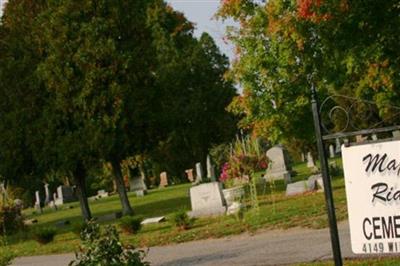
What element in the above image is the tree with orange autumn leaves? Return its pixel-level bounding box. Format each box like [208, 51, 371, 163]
[219, 0, 400, 152]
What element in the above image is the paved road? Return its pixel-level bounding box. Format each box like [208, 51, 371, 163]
[11, 221, 387, 266]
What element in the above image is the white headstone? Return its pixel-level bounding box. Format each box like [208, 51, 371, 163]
[286, 181, 309, 196]
[135, 190, 145, 197]
[44, 183, 50, 205]
[0, 182, 7, 200]
[371, 134, 378, 141]
[307, 174, 323, 192]
[96, 190, 109, 199]
[189, 182, 226, 217]
[129, 175, 147, 194]
[306, 152, 315, 168]
[392, 130, 400, 140]
[335, 138, 341, 154]
[206, 155, 216, 182]
[329, 145, 335, 158]
[141, 216, 166, 225]
[265, 145, 291, 182]
[355, 135, 367, 143]
[55, 186, 77, 206]
[195, 162, 203, 184]
[34, 191, 42, 212]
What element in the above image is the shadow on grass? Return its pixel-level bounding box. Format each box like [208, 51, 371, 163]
[10, 195, 190, 246]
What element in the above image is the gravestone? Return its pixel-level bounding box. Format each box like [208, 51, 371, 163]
[265, 145, 291, 183]
[135, 190, 145, 197]
[371, 134, 378, 141]
[0, 182, 7, 200]
[129, 175, 147, 196]
[185, 169, 195, 182]
[189, 182, 226, 217]
[392, 130, 400, 140]
[306, 152, 315, 168]
[335, 138, 341, 154]
[34, 191, 42, 212]
[195, 162, 203, 184]
[159, 172, 168, 188]
[141, 216, 166, 225]
[206, 155, 216, 182]
[286, 178, 320, 197]
[51, 193, 58, 209]
[286, 181, 308, 196]
[55, 186, 77, 206]
[44, 183, 50, 205]
[307, 174, 323, 192]
[355, 135, 367, 143]
[96, 190, 109, 199]
[329, 145, 335, 158]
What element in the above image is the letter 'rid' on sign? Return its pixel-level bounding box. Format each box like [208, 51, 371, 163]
[342, 140, 400, 254]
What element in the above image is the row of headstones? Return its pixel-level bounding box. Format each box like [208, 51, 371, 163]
[322, 130, 400, 160]
[286, 131, 400, 198]
[34, 185, 77, 212]
[158, 155, 217, 189]
[188, 145, 293, 218]
[186, 145, 323, 217]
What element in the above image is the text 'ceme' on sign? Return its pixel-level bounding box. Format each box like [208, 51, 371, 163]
[342, 140, 400, 254]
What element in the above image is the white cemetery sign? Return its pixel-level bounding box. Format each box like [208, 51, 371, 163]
[342, 140, 400, 254]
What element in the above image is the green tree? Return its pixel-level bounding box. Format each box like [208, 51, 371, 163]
[37, 0, 164, 217]
[219, 0, 400, 149]
[0, 0, 49, 199]
[148, 10, 238, 178]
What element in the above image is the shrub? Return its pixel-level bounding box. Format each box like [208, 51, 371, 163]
[33, 227, 57, 244]
[0, 206, 24, 235]
[329, 163, 343, 177]
[72, 222, 89, 236]
[119, 216, 143, 234]
[173, 210, 195, 230]
[69, 221, 149, 266]
[0, 249, 14, 266]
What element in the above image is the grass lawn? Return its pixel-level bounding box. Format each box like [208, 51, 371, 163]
[2, 158, 348, 258]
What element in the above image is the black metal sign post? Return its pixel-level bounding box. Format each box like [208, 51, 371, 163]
[310, 84, 343, 266]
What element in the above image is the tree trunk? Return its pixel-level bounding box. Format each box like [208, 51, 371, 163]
[111, 160, 134, 216]
[73, 162, 92, 221]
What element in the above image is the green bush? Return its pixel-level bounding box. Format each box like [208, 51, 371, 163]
[33, 227, 57, 244]
[173, 210, 195, 230]
[0, 206, 24, 235]
[119, 216, 143, 234]
[0, 249, 14, 266]
[72, 222, 89, 236]
[69, 221, 149, 266]
[329, 163, 343, 177]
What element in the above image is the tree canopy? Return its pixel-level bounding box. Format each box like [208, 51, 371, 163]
[0, 0, 238, 218]
[219, 0, 400, 152]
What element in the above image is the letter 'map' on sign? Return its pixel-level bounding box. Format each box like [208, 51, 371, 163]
[342, 140, 400, 254]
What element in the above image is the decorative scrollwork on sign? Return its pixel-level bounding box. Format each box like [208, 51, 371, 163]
[319, 94, 400, 135]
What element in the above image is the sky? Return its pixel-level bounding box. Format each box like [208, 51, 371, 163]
[0, 0, 5, 16]
[165, 0, 236, 61]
